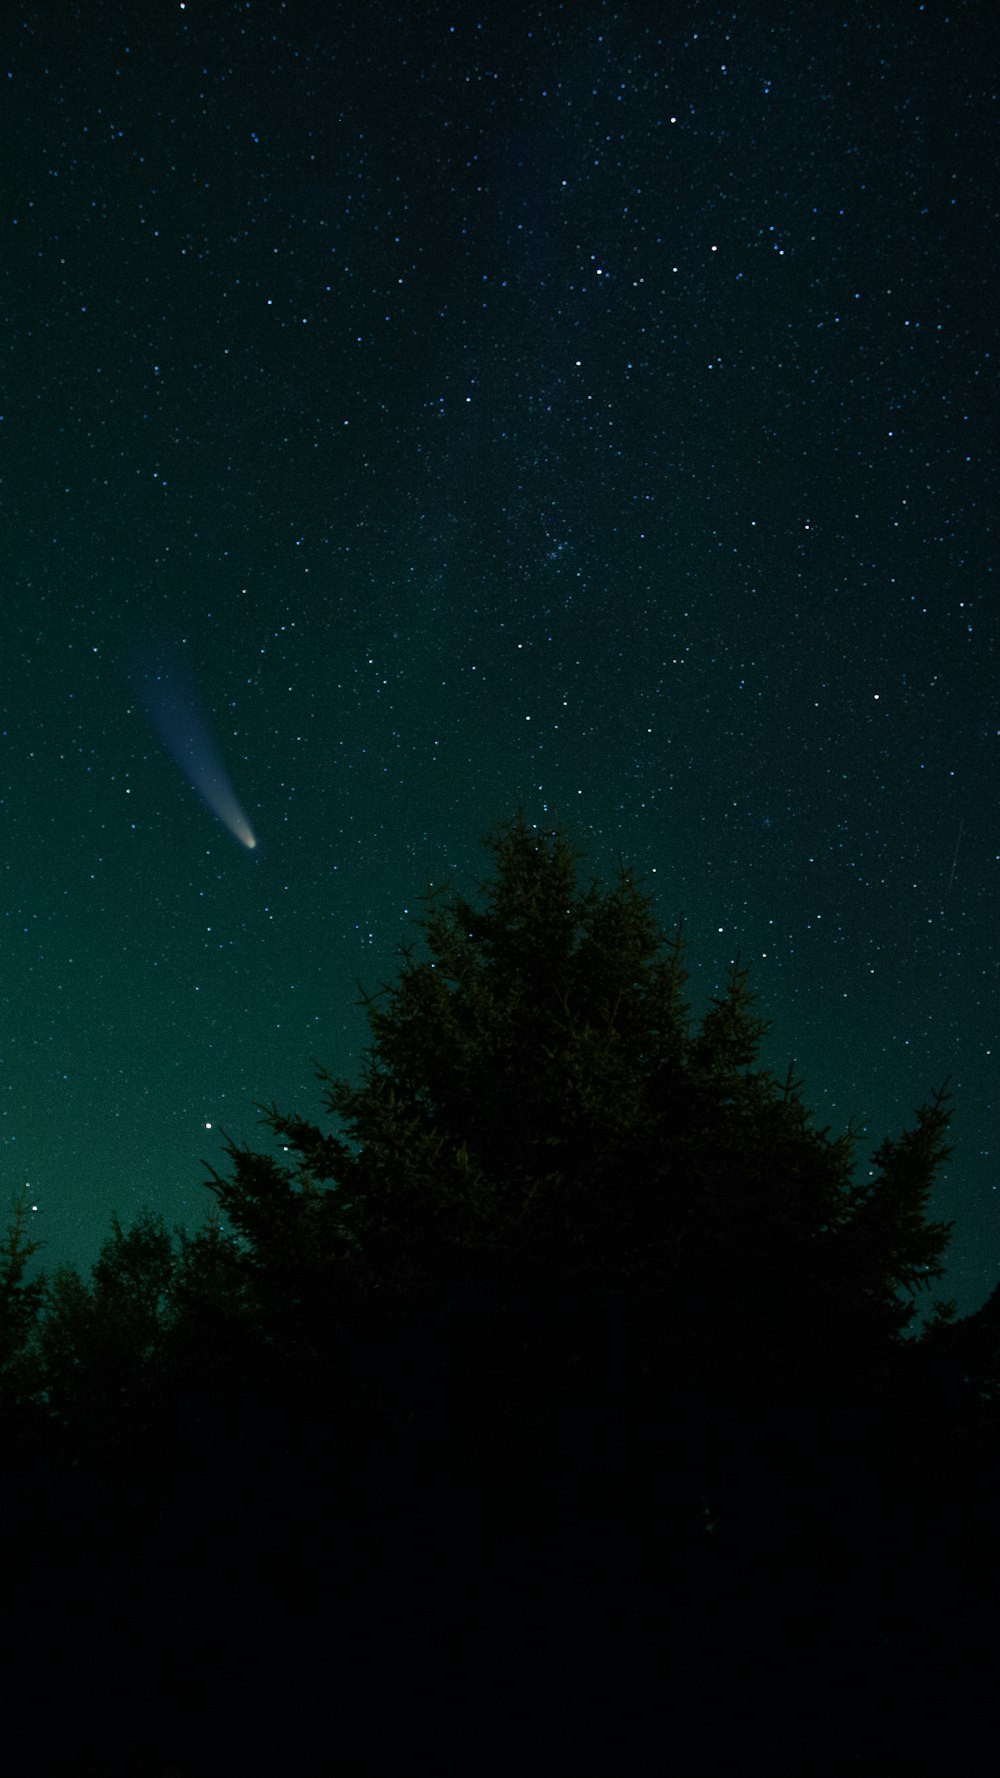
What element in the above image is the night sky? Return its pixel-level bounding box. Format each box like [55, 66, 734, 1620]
[2, 3, 996, 1313]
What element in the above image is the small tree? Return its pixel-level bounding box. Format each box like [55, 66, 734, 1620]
[32, 1210, 176, 1434]
[0, 1189, 46, 1385]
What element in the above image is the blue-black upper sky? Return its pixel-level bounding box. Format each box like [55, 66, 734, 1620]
[2, 1, 997, 1311]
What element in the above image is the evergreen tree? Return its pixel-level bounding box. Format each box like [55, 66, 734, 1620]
[195, 814, 981, 1768]
[209, 813, 955, 1383]
[31, 1209, 176, 1436]
[0, 1188, 46, 1396]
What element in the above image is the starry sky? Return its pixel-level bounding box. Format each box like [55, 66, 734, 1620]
[2, 2, 997, 1312]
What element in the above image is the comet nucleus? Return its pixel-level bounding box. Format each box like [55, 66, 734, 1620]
[133, 645, 258, 849]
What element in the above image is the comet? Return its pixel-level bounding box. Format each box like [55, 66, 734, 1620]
[133, 644, 258, 849]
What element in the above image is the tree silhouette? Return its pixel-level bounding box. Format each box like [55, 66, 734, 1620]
[0, 1189, 47, 1428]
[22, 1209, 178, 1465]
[209, 813, 955, 1380]
[190, 813, 986, 1768]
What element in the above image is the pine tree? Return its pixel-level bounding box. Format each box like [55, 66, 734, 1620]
[0, 1188, 46, 1387]
[32, 1209, 176, 1435]
[207, 813, 956, 1383]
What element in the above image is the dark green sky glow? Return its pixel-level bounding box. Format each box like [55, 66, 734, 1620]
[2, 2, 996, 1310]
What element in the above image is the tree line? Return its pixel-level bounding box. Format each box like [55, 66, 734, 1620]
[2, 814, 997, 1775]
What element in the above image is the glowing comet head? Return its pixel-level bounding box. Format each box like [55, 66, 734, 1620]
[132, 644, 260, 851]
[231, 815, 259, 851]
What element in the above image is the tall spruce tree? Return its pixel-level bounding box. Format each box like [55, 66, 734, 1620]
[208, 814, 955, 1382]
